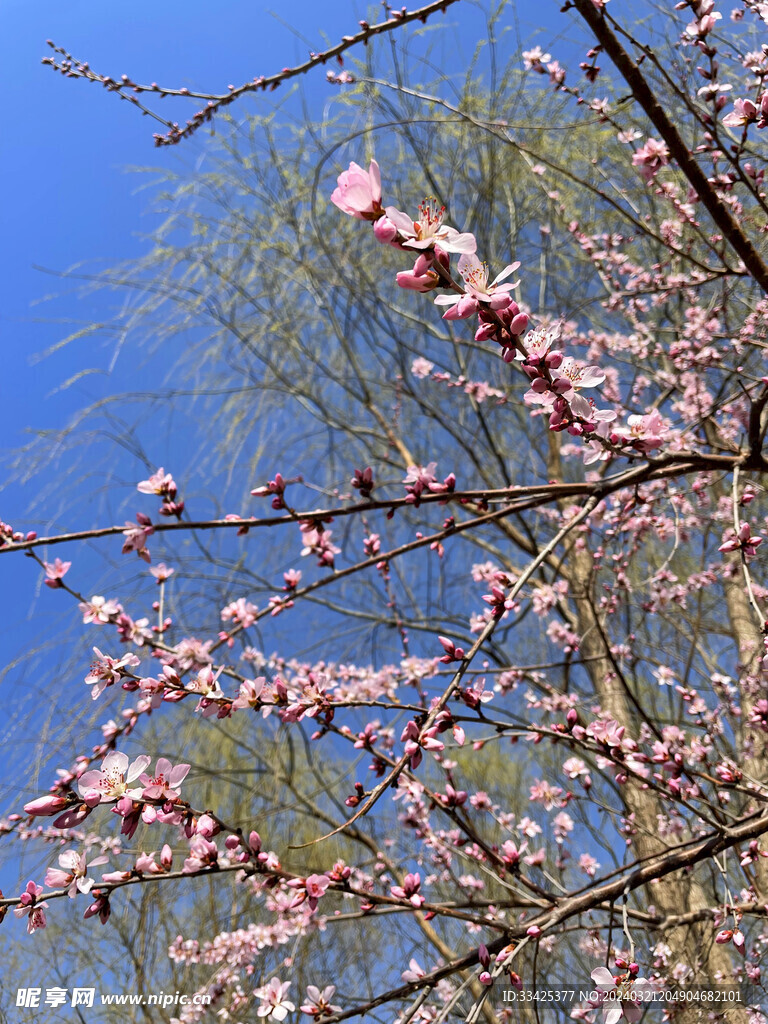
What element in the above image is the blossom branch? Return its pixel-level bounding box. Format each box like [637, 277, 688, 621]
[568, 0, 768, 294]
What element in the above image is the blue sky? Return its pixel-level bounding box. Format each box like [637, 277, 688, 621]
[3, 0, 369, 457]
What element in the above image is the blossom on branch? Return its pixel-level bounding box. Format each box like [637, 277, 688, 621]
[254, 978, 295, 1022]
[43, 558, 71, 589]
[434, 253, 520, 319]
[330, 160, 383, 220]
[78, 751, 152, 804]
[383, 198, 476, 254]
[14, 881, 49, 934]
[44, 850, 108, 898]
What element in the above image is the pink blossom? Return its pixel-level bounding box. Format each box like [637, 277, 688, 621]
[578, 853, 600, 877]
[122, 514, 154, 562]
[44, 850, 108, 898]
[552, 357, 606, 397]
[83, 893, 111, 924]
[78, 595, 121, 625]
[137, 467, 177, 498]
[516, 322, 562, 363]
[438, 635, 465, 663]
[403, 463, 455, 505]
[330, 159, 383, 220]
[14, 881, 49, 933]
[411, 357, 434, 378]
[134, 851, 163, 874]
[524, 356, 605, 415]
[149, 562, 174, 583]
[396, 248, 450, 292]
[522, 46, 552, 70]
[85, 648, 140, 700]
[43, 557, 71, 589]
[290, 873, 331, 912]
[254, 978, 295, 1021]
[383, 198, 476, 254]
[183, 835, 218, 872]
[299, 520, 341, 567]
[139, 757, 191, 801]
[78, 751, 152, 803]
[590, 967, 656, 1023]
[615, 408, 666, 452]
[402, 958, 426, 983]
[24, 793, 71, 817]
[300, 984, 342, 1016]
[232, 676, 267, 711]
[251, 472, 287, 509]
[185, 665, 225, 717]
[686, 7, 722, 37]
[632, 138, 670, 181]
[390, 871, 425, 907]
[283, 568, 302, 590]
[434, 254, 519, 319]
[547, 60, 566, 85]
[221, 597, 258, 628]
[719, 522, 762, 557]
[722, 96, 759, 127]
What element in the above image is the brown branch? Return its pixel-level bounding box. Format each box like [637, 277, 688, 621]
[41, 0, 461, 146]
[1, 451, 749, 557]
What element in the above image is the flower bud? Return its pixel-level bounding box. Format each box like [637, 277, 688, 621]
[373, 216, 398, 244]
[24, 794, 70, 817]
[509, 312, 529, 334]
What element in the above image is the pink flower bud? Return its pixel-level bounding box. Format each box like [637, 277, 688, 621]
[373, 216, 398, 244]
[24, 794, 70, 817]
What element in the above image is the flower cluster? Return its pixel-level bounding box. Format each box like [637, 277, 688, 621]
[333, 161, 671, 465]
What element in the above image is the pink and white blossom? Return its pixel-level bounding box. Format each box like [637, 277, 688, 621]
[138, 757, 191, 801]
[85, 648, 140, 700]
[254, 978, 295, 1022]
[43, 558, 71, 589]
[78, 751, 152, 804]
[78, 595, 121, 625]
[14, 881, 49, 934]
[44, 850, 109, 898]
[300, 984, 342, 1017]
[383, 198, 476, 254]
[434, 253, 519, 319]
